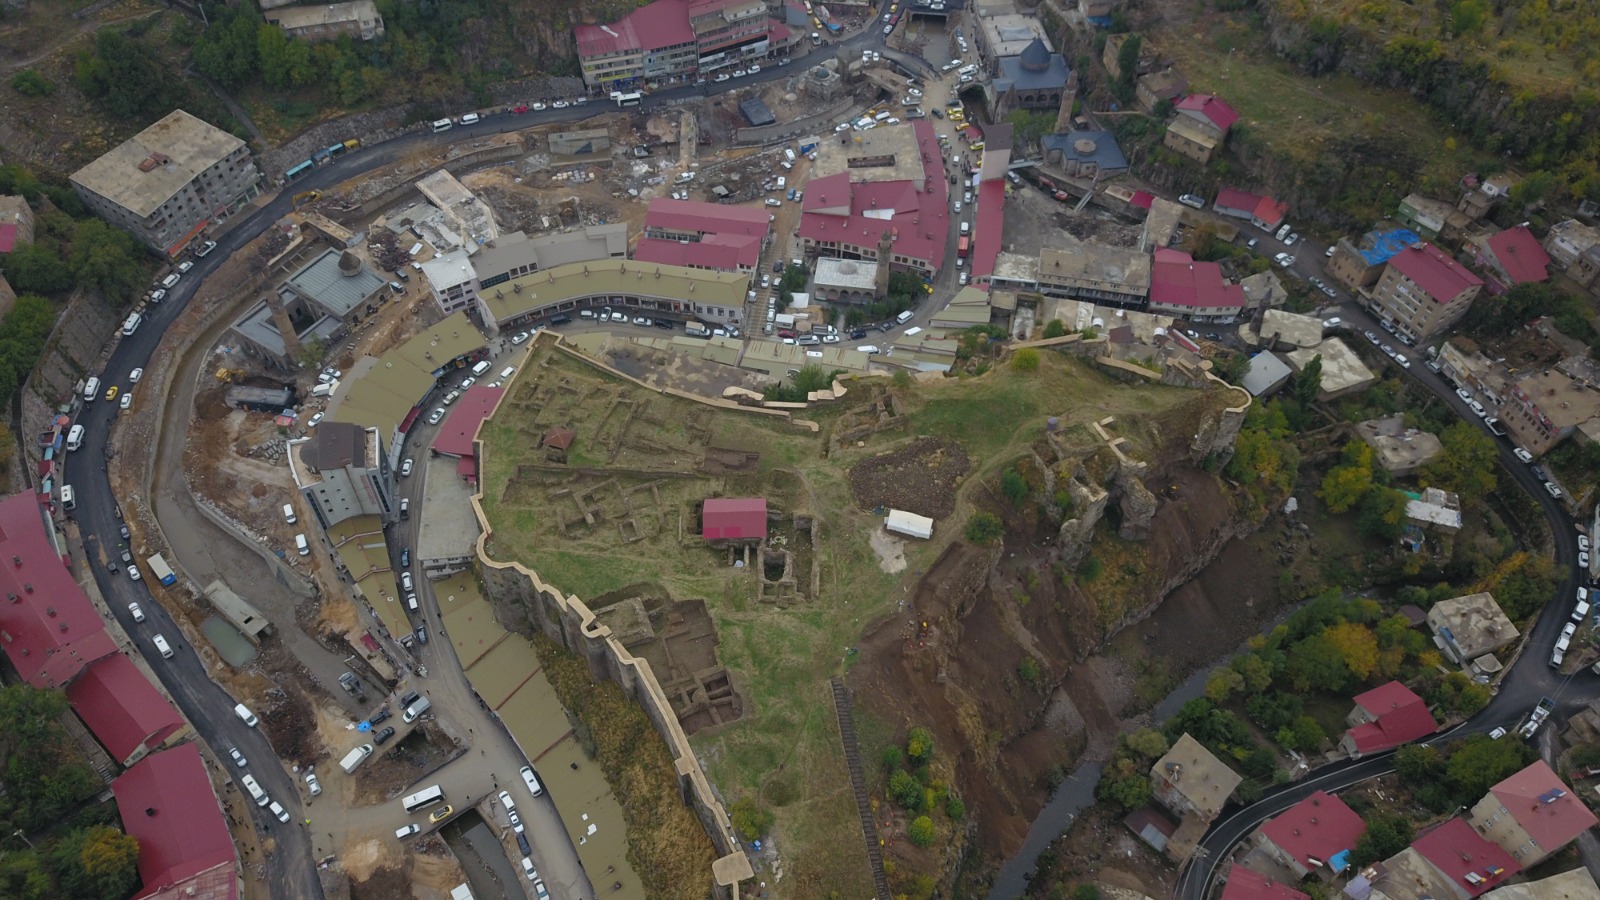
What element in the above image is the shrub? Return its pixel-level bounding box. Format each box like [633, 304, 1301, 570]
[889, 769, 924, 810]
[945, 793, 965, 820]
[1042, 319, 1067, 338]
[906, 727, 934, 767]
[908, 815, 936, 846]
[1001, 468, 1028, 504]
[965, 512, 1003, 544]
[10, 69, 55, 96]
[1011, 348, 1041, 371]
[729, 797, 774, 840]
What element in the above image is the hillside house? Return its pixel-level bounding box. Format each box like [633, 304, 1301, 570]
[1163, 93, 1239, 164]
[1150, 733, 1243, 860]
[1467, 761, 1597, 867]
[1340, 681, 1437, 758]
[1470, 225, 1551, 294]
[1252, 790, 1365, 879]
[1427, 591, 1518, 667]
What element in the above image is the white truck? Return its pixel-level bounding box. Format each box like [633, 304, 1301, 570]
[684, 322, 711, 337]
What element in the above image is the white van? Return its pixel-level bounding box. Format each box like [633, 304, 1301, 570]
[785, 148, 796, 163]
[60, 484, 75, 511]
[459, 112, 480, 126]
[235, 703, 259, 727]
[407, 593, 419, 611]
[500, 366, 516, 379]
[519, 765, 544, 797]
[67, 424, 85, 451]
[122, 313, 142, 336]
[896, 310, 915, 324]
[957, 64, 979, 77]
[294, 534, 309, 556]
[84, 377, 101, 403]
[153, 634, 174, 658]
[242, 774, 269, 807]
[472, 360, 492, 377]
[430, 119, 453, 133]
[403, 697, 432, 723]
[282, 504, 297, 525]
[340, 744, 375, 773]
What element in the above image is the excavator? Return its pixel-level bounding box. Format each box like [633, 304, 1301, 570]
[292, 189, 321, 209]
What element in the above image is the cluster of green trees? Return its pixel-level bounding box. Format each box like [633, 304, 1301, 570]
[1224, 401, 1302, 516]
[1394, 734, 1534, 812]
[881, 727, 963, 851]
[1096, 728, 1175, 811]
[1461, 282, 1600, 357]
[0, 685, 141, 900]
[841, 272, 926, 328]
[761, 363, 842, 403]
[1319, 440, 1412, 541]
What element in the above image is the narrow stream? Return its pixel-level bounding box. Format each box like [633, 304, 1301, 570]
[986, 598, 1317, 898]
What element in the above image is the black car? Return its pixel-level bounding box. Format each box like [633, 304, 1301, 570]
[119, 524, 131, 540]
[373, 726, 397, 745]
[876, 321, 894, 333]
[400, 548, 411, 567]
[517, 833, 532, 856]
[400, 690, 421, 708]
[652, 319, 674, 330]
[849, 328, 868, 340]
[773, 260, 784, 274]
[369, 708, 391, 725]
[415, 627, 428, 645]
[931, 108, 944, 119]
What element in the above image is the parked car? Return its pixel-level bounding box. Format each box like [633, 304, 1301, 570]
[229, 747, 247, 768]
[400, 458, 414, 477]
[1178, 194, 1206, 209]
[1513, 447, 1534, 463]
[373, 726, 397, 745]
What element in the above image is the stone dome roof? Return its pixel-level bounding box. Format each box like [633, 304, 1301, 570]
[337, 250, 362, 276]
[1020, 37, 1051, 72]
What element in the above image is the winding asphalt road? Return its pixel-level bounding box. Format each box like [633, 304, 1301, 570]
[55, 7, 920, 898]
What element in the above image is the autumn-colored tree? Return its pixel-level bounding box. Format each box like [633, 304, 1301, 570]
[1324, 622, 1380, 681]
[78, 826, 139, 898]
[1206, 667, 1245, 702]
[1320, 441, 1375, 513]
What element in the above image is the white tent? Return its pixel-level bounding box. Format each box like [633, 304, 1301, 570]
[885, 509, 934, 540]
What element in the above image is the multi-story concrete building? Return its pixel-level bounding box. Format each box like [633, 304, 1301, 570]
[418, 225, 629, 317]
[1468, 761, 1597, 866]
[1544, 219, 1600, 290]
[1326, 228, 1421, 293]
[0, 194, 35, 253]
[1498, 362, 1600, 458]
[635, 198, 771, 272]
[287, 422, 397, 529]
[477, 258, 749, 333]
[70, 110, 260, 257]
[1367, 242, 1484, 341]
[265, 0, 385, 42]
[575, 0, 779, 89]
[1149, 733, 1242, 861]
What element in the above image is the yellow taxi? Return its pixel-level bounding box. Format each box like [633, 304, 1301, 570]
[105, 385, 119, 402]
[429, 805, 454, 823]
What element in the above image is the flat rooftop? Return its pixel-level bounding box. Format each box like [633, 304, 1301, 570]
[1286, 338, 1374, 398]
[810, 122, 925, 186]
[1512, 365, 1600, 429]
[326, 515, 409, 639]
[1039, 243, 1152, 292]
[481, 258, 749, 324]
[813, 257, 879, 290]
[1254, 309, 1324, 348]
[979, 13, 1051, 57]
[71, 110, 245, 217]
[418, 456, 480, 565]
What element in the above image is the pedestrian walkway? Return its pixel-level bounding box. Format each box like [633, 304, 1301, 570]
[829, 676, 891, 900]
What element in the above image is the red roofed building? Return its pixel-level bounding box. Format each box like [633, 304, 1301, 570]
[1253, 790, 1365, 878]
[1148, 248, 1247, 320]
[1213, 188, 1288, 232]
[0, 491, 118, 688]
[1409, 817, 1520, 898]
[1165, 94, 1241, 164]
[1339, 681, 1438, 758]
[635, 198, 770, 273]
[1175, 94, 1240, 134]
[430, 386, 506, 482]
[0, 196, 34, 254]
[112, 743, 238, 900]
[969, 179, 1007, 282]
[1471, 225, 1551, 294]
[798, 120, 951, 276]
[702, 498, 767, 542]
[1468, 760, 1598, 866]
[67, 655, 186, 766]
[1221, 864, 1310, 900]
[576, 0, 778, 89]
[1371, 241, 1485, 341]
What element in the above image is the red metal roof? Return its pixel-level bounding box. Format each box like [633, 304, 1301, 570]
[67, 654, 184, 764]
[970, 179, 1006, 280]
[1347, 680, 1437, 753]
[1150, 248, 1246, 311]
[1410, 818, 1519, 896]
[113, 743, 237, 900]
[1130, 191, 1155, 210]
[798, 121, 950, 272]
[0, 223, 17, 254]
[575, 0, 696, 58]
[1486, 225, 1551, 284]
[137, 861, 236, 900]
[1259, 790, 1364, 871]
[702, 498, 767, 540]
[645, 198, 772, 238]
[1388, 242, 1484, 302]
[634, 234, 761, 271]
[1252, 195, 1288, 229]
[0, 490, 118, 688]
[1490, 761, 1598, 853]
[1214, 187, 1261, 215]
[1220, 864, 1310, 900]
[1177, 93, 1240, 132]
[431, 386, 504, 459]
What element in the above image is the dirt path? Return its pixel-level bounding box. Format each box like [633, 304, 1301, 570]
[0, 8, 164, 73]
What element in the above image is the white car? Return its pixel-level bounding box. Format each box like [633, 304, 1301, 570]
[305, 772, 321, 796]
[1284, 233, 1299, 246]
[176, 260, 195, 274]
[129, 367, 143, 383]
[1489, 726, 1507, 740]
[400, 458, 414, 477]
[128, 601, 145, 622]
[120, 393, 133, 411]
[1513, 447, 1534, 463]
[229, 747, 247, 768]
[908, 88, 922, 97]
[511, 331, 531, 344]
[269, 801, 290, 823]
[427, 408, 446, 425]
[306, 412, 324, 428]
[552, 99, 569, 109]
[748, 64, 760, 74]
[194, 240, 218, 257]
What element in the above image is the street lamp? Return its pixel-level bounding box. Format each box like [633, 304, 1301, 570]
[11, 830, 34, 850]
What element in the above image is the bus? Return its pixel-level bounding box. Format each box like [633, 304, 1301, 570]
[285, 160, 314, 182]
[957, 236, 970, 259]
[609, 90, 642, 107]
[402, 785, 445, 812]
[147, 553, 177, 586]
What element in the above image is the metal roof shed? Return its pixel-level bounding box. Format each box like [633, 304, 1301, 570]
[885, 509, 934, 540]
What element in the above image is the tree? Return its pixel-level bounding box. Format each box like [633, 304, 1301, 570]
[1001, 469, 1028, 504]
[965, 512, 1003, 544]
[1446, 735, 1533, 805]
[4, 243, 72, 295]
[1042, 319, 1067, 338]
[1320, 441, 1376, 513]
[10, 69, 55, 96]
[729, 797, 774, 840]
[1206, 667, 1244, 702]
[1184, 222, 1219, 260]
[1232, 653, 1275, 692]
[73, 29, 175, 119]
[945, 793, 965, 820]
[1116, 34, 1142, 86]
[907, 815, 936, 846]
[1123, 728, 1169, 760]
[1421, 422, 1497, 505]
[1277, 716, 1328, 752]
[1006, 109, 1056, 147]
[1011, 348, 1041, 371]
[889, 770, 924, 810]
[1323, 622, 1379, 681]
[1357, 487, 1410, 541]
[1352, 813, 1414, 866]
[76, 826, 140, 898]
[906, 727, 934, 768]
[1394, 744, 1443, 784]
[1292, 354, 1324, 407]
[0, 849, 50, 900]
[71, 219, 148, 303]
[1285, 632, 1353, 692]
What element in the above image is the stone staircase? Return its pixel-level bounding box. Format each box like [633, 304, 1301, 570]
[829, 677, 891, 900]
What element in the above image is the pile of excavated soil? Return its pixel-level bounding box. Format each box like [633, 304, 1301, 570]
[847, 437, 970, 519]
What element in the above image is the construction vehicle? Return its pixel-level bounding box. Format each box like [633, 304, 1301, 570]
[293, 189, 321, 208]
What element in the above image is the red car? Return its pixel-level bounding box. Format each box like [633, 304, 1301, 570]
[512, 105, 529, 114]
[777, 329, 797, 339]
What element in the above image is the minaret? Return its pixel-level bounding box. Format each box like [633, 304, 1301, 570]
[875, 229, 894, 300]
